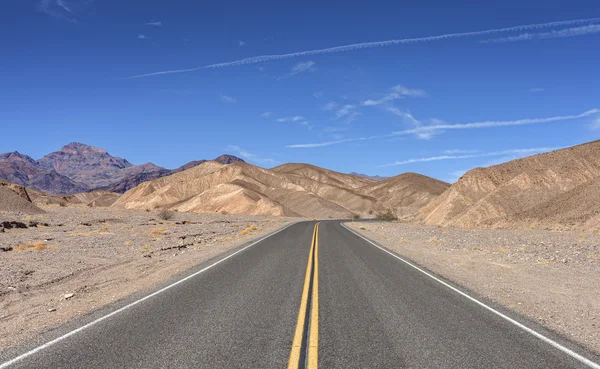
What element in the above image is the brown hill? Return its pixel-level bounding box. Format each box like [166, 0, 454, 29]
[113, 161, 446, 218]
[0, 180, 44, 214]
[361, 173, 450, 217]
[419, 140, 600, 230]
[29, 189, 121, 208]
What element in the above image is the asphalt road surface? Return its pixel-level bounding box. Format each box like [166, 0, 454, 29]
[2, 221, 599, 369]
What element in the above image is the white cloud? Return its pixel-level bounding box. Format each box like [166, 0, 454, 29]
[322, 102, 339, 111]
[280, 61, 316, 79]
[261, 112, 273, 118]
[362, 84, 427, 106]
[38, 0, 92, 22]
[377, 147, 561, 167]
[590, 118, 600, 130]
[137, 34, 147, 39]
[287, 109, 600, 148]
[220, 95, 237, 103]
[335, 105, 360, 123]
[227, 145, 277, 166]
[276, 116, 305, 122]
[482, 24, 600, 43]
[530, 88, 545, 92]
[145, 21, 162, 27]
[443, 149, 480, 154]
[125, 17, 600, 79]
[313, 92, 324, 99]
[238, 40, 247, 47]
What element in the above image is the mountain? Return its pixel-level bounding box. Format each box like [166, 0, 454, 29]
[361, 173, 450, 217]
[0, 143, 246, 194]
[113, 161, 446, 218]
[0, 152, 87, 194]
[350, 172, 387, 181]
[419, 140, 600, 230]
[106, 154, 246, 193]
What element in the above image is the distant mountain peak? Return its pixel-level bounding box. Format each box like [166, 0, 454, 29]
[350, 172, 387, 181]
[213, 154, 245, 164]
[59, 142, 108, 154]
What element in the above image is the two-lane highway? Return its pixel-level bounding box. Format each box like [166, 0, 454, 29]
[1, 221, 599, 368]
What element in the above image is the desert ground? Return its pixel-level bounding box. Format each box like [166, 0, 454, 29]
[346, 221, 600, 354]
[0, 205, 292, 351]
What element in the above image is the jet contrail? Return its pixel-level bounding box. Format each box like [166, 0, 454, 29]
[125, 17, 600, 79]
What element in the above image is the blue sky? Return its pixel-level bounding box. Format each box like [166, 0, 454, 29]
[2, 0, 599, 182]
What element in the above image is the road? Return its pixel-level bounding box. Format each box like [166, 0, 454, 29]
[1, 221, 599, 368]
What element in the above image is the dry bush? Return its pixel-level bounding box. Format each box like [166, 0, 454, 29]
[250, 224, 257, 231]
[221, 210, 229, 215]
[375, 208, 398, 221]
[149, 228, 169, 235]
[158, 210, 175, 220]
[351, 213, 361, 220]
[240, 229, 250, 235]
[15, 241, 48, 251]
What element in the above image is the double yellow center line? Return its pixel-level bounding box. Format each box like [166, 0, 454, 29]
[288, 223, 319, 369]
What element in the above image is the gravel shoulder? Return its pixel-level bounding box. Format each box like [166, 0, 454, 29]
[0, 206, 294, 351]
[346, 221, 600, 354]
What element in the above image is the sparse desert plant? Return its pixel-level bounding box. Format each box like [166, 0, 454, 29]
[250, 224, 258, 231]
[149, 228, 169, 235]
[351, 213, 361, 220]
[368, 210, 374, 215]
[376, 208, 398, 221]
[15, 241, 49, 251]
[221, 210, 229, 215]
[240, 229, 250, 235]
[359, 226, 367, 230]
[158, 210, 175, 220]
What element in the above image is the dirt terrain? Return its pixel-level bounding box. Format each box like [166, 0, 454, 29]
[347, 221, 600, 354]
[420, 140, 600, 231]
[0, 206, 292, 351]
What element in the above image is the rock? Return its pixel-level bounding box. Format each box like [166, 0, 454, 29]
[63, 293, 74, 300]
[0, 246, 12, 252]
[48, 308, 57, 312]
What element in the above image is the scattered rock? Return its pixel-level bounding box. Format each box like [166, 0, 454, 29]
[48, 308, 56, 312]
[79, 222, 92, 227]
[1, 221, 28, 230]
[1, 246, 13, 252]
[63, 293, 74, 300]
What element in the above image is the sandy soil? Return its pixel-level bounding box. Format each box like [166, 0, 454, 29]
[346, 221, 600, 354]
[0, 206, 293, 351]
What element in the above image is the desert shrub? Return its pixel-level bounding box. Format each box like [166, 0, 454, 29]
[158, 210, 175, 220]
[376, 208, 398, 221]
[351, 213, 361, 220]
[368, 210, 373, 215]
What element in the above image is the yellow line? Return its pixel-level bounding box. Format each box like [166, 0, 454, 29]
[287, 223, 318, 369]
[307, 223, 319, 368]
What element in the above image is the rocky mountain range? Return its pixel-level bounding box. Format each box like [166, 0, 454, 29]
[0, 143, 245, 194]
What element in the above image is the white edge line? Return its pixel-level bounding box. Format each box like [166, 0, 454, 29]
[0, 222, 297, 369]
[341, 223, 600, 369]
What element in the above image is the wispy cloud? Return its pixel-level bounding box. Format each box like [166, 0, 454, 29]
[220, 95, 237, 103]
[313, 92, 324, 99]
[443, 149, 480, 154]
[238, 40, 247, 47]
[261, 112, 273, 118]
[227, 145, 277, 166]
[276, 116, 305, 122]
[287, 109, 600, 148]
[280, 61, 316, 79]
[145, 21, 162, 27]
[362, 84, 427, 106]
[530, 88, 545, 92]
[38, 0, 92, 22]
[125, 17, 600, 79]
[137, 34, 147, 40]
[482, 24, 600, 43]
[322, 102, 339, 111]
[335, 105, 360, 123]
[377, 147, 561, 167]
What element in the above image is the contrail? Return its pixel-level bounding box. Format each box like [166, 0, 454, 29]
[125, 17, 600, 79]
